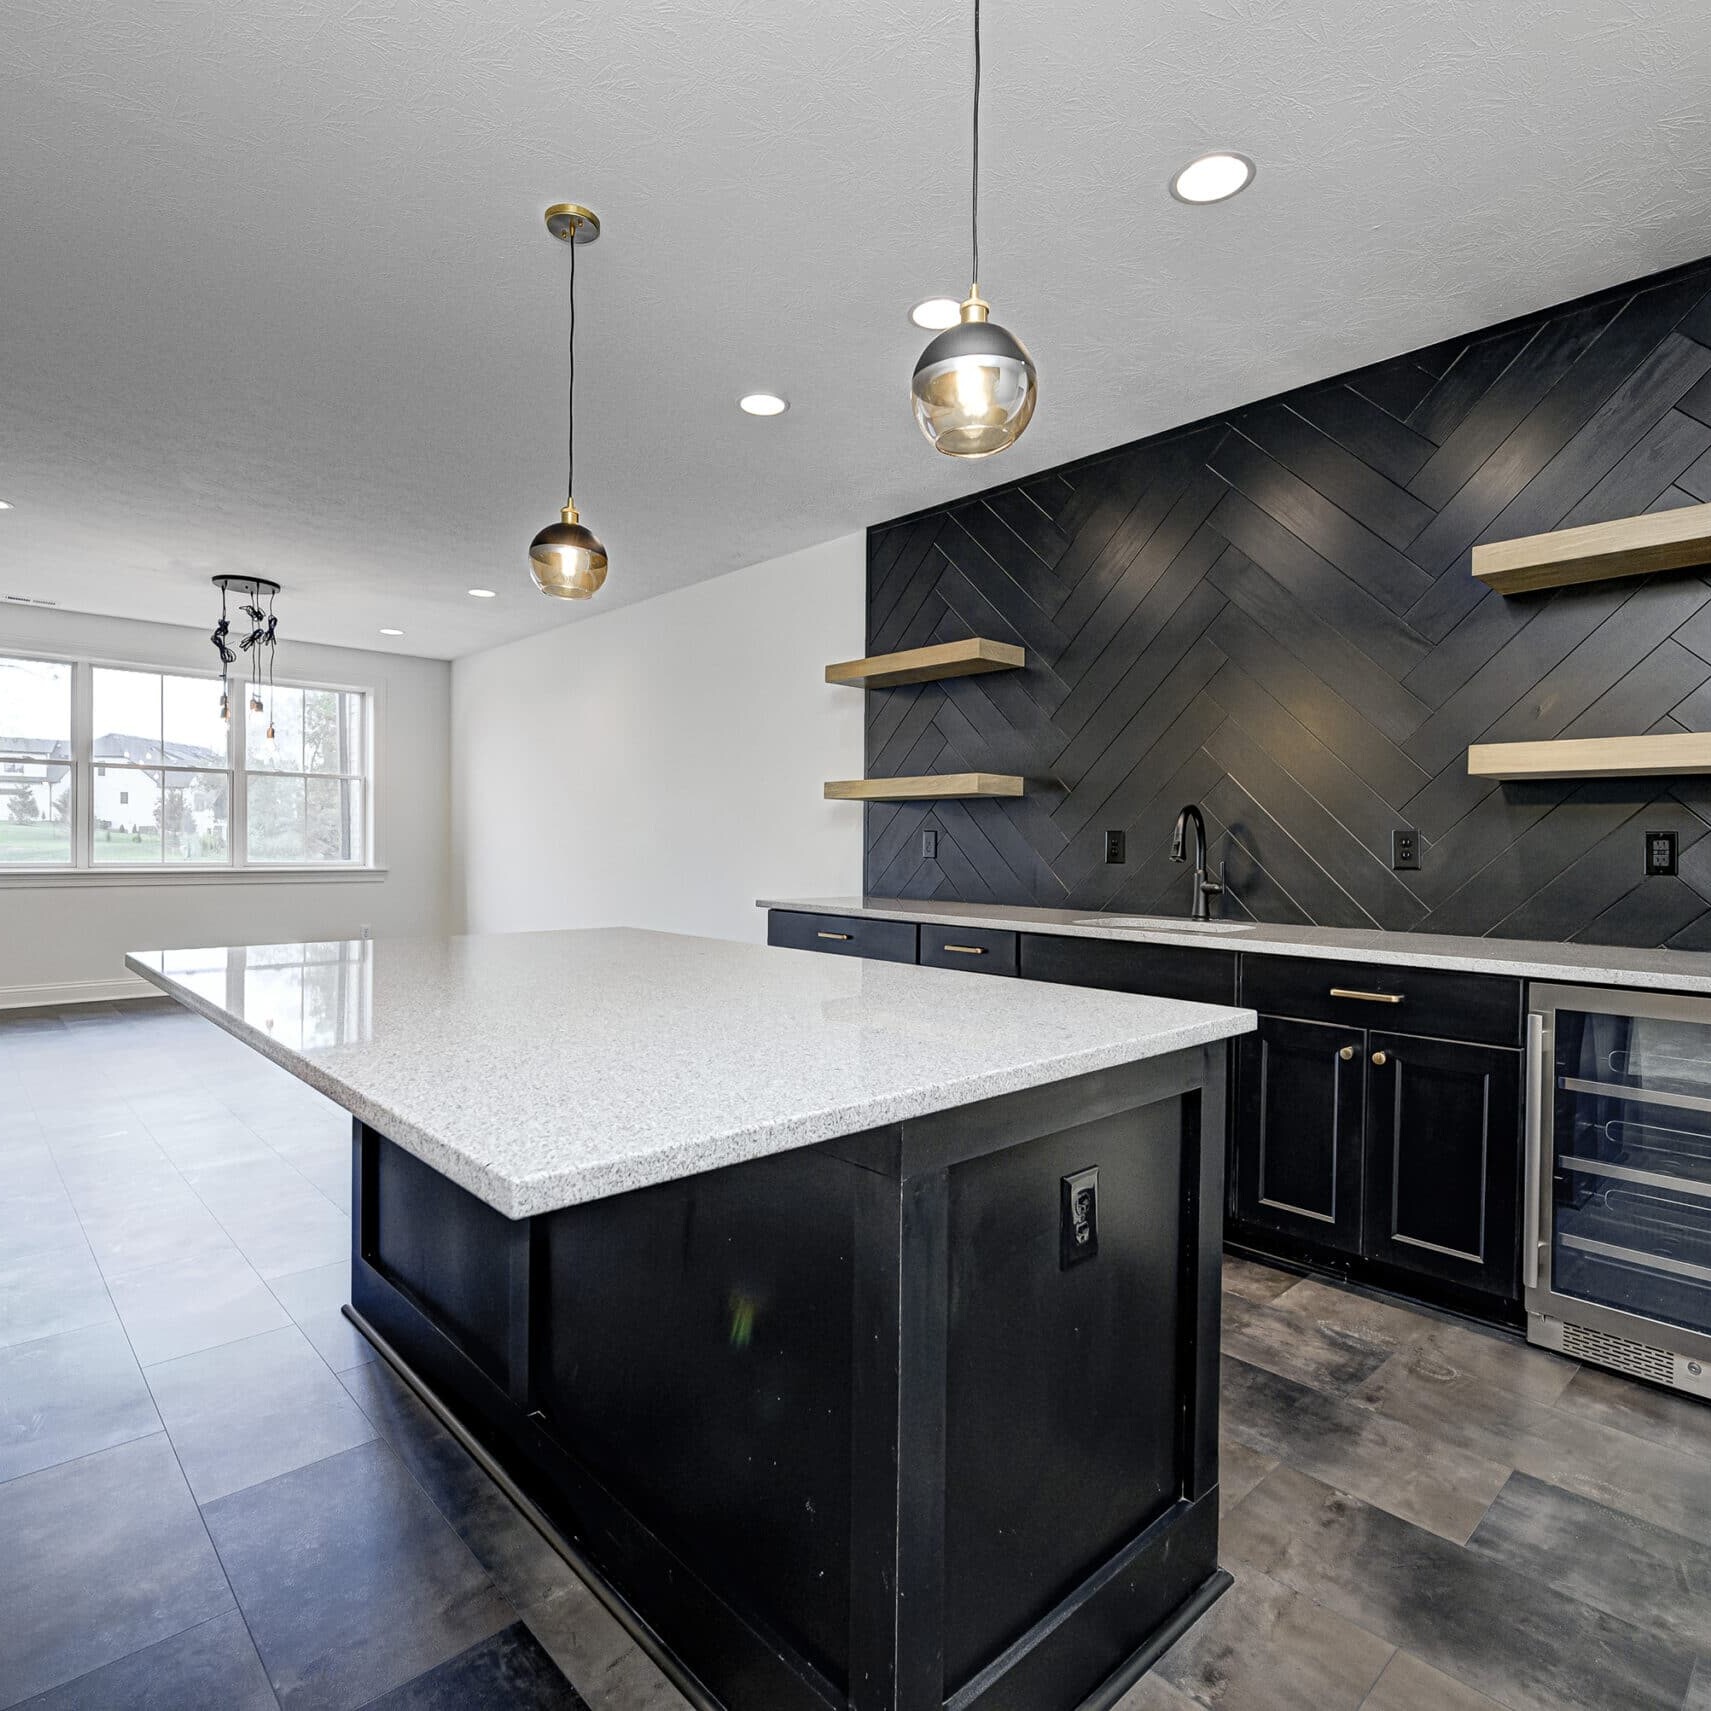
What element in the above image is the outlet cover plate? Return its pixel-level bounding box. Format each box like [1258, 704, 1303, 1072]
[1392, 827, 1420, 871]
[1061, 1167, 1099, 1268]
[1646, 829, 1679, 877]
[1104, 829, 1126, 865]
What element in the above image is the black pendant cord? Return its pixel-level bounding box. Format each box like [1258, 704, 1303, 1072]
[567, 227, 577, 504]
[971, 0, 980, 292]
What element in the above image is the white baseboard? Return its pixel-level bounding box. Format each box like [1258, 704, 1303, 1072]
[0, 975, 159, 1011]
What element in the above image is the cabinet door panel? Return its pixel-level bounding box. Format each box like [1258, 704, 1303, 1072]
[1233, 1016, 1365, 1254]
[1363, 1031, 1521, 1299]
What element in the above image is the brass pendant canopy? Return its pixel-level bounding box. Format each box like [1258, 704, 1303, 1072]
[529, 501, 609, 600]
[530, 203, 609, 597]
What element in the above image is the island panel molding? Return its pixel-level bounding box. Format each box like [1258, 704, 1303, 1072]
[825, 773, 1024, 801]
[1472, 499, 1711, 594]
[826, 637, 1026, 688]
[1468, 732, 1711, 780]
[862, 251, 1711, 950]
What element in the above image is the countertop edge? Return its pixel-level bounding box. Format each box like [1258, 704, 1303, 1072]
[756, 898, 1711, 992]
[126, 949, 1255, 1221]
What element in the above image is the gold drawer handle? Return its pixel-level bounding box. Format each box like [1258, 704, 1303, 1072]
[942, 944, 987, 955]
[817, 931, 852, 941]
[1329, 987, 1402, 1004]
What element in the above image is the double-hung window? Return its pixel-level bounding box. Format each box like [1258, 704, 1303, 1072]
[0, 657, 73, 865]
[0, 651, 372, 872]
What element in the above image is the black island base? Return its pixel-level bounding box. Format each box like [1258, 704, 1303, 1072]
[347, 1043, 1230, 1711]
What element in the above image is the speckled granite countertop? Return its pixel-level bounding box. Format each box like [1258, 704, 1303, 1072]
[126, 928, 1253, 1219]
[758, 897, 1711, 994]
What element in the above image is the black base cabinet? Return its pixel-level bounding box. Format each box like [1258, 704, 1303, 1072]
[1229, 958, 1524, 1319]
[765, 914, 1527, 1323]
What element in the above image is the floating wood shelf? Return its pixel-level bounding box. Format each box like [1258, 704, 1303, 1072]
[823, 773, 1025, 802]
[1473, 501, 1711, 595]
[1468, 733, 1711, 780]
[825, 638, 1025, 689]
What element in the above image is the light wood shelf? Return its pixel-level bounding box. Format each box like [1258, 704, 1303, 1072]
[825, 638, 1025, 689]
[1473, 501, 1711, 595]
[1468, 732, 1711, 780]
[823, 773, 1025, 802]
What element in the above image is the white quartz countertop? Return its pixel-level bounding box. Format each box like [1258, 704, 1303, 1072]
[758, 897, 1711, 993]
[125, 929, 1253, 1219]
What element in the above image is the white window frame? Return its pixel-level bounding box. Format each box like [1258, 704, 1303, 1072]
[0, 647, 384, 885]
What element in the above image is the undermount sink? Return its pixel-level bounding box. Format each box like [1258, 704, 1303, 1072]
[1076, 916, 1256, 934]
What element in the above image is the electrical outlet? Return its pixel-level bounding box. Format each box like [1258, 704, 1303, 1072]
[1104, 829, 1126, 864]
[1391, 827, 1420, 871]
[1061, 1168, 1099, 1268]
[1646, 830, 1679, 877]
[921, 829, 938, 861]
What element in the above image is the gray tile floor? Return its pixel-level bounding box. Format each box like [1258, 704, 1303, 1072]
[6, 1002, 1711, 1709]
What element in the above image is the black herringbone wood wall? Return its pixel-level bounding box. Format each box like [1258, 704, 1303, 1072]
[864, 258, 1711, 948]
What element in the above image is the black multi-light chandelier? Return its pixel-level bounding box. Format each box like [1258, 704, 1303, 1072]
[210, 574, 280, 743]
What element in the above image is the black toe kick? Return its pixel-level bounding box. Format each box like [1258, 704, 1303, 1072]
[347, 1041, 1229, 1711]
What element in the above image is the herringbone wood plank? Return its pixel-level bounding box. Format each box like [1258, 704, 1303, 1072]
[863, 257, 1711, 948]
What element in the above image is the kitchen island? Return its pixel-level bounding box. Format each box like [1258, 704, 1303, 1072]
[127, 929, 1255, 1711]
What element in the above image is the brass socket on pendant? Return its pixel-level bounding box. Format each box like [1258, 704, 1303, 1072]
[545, 204, 601, 244]
[960, 287, 991, 324]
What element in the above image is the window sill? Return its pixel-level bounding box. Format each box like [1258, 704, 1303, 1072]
[0, 866, 389, 890]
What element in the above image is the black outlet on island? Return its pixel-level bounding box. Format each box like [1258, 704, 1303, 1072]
[1104, 829, 1125, 864]
[1646, 830, 1679, 877]
[1392, 827, 1420, 871]
[1060, 1168, 1099, 1269]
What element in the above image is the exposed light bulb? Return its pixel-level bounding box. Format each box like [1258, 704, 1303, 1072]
[248, 693, 264, 714]
[265, 721, 276, 749]
[219, 691, 230, 722]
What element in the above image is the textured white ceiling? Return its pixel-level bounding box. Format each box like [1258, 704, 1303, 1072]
[4, 1, 1711, 659]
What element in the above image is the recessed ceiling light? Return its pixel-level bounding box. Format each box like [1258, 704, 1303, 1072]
[0, 500, 12, 510]
[909, 297, 962, 331]
[467, 588, 497, 599]
[379, 627, 404, 636]
[1170, 151, 1255, 204]
[738, 393, 789, 416]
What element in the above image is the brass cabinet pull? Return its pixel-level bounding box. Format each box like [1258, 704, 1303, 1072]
[816, 931, 853, 941]
[942, 944, 987, 955]
[1372, 1051, 1390, 1067]
[1329, 987, 1403, 1004]
[1338, 1045, 1355, 1061]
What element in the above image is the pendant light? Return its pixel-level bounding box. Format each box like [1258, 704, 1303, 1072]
[910, 0, 1037, 459]
[529, 204, 609, 600]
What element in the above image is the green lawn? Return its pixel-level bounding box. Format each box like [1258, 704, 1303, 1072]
[0, 822, 71, 862]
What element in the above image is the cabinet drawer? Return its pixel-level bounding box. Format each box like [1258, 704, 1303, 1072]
[1240, 954, 1520, 1047]
[1019, 934, 1237, 1006]
[919, 926, 1018, 977]
[766, 910, 917, 964]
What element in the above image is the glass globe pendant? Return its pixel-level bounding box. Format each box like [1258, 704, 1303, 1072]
[911, 0, 1036, 458]
[529, 500, 608, 600]
[529, 203, 610, 600]
[911, 289, 1036, 458]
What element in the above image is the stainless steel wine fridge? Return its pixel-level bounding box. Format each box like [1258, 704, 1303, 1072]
[1526, 984, 1711, 1399]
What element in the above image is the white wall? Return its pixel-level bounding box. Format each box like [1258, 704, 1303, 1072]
[452, 534, 866, 943]
[0, 606, 452, 1007]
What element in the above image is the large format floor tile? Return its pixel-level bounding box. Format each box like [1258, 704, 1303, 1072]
[201, 1439, 514, 1711]
[360, 1623, 586, 1710]
[15, 1611, 276, 1711]
[0, 1432, 234, 1707]
[0, 1245, 115, 1350]
[266, 1260, 375, 1373]
[108, 1247, 291, 1367]
[144, 1324, 375, 1502]
[0, 1321, 160, 1483]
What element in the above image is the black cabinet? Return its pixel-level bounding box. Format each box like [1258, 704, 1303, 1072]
[766, 910, 917, 964]
[919, 925, 1019, 977]
[1362, 1031, 1521, 1299]
[1020, 934, 1237, 1005]
[1229, 957, 1525, 1311]
[1232, 1017, 1365, 1255]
